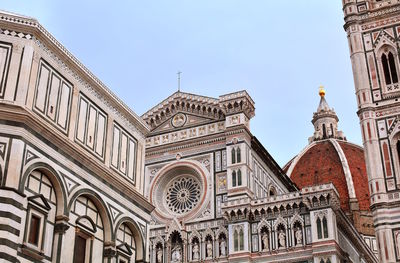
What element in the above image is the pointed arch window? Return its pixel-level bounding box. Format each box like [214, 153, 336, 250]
[396, 140, 400, 168]
[236, 148, 241, 163]
[232, 170, 237, 187]
[231, 148, 236, 164]
[322, 217, 328, 238]
[234, 230, 239, 251]
[239, 229, 244, 250]
[237, 169, 242, 186]
[317, 217, 322, 239]
[381, 51, 399, 85]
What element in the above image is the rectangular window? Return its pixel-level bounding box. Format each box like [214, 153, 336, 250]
[28, 214, 41, 246]
[73, 235, 87, 263]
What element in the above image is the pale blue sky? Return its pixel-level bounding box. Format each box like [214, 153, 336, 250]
[1, 1, 358, 166]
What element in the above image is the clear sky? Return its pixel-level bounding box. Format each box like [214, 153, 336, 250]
[1, 1, 358, 166]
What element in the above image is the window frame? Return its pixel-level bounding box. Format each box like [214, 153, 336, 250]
[73, 228, 94, 263]
[24, 206, 47, 251]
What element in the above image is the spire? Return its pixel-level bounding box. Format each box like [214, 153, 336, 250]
[309, 87, 346, 143]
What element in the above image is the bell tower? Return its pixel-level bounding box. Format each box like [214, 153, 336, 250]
[343, 1, 400, 262]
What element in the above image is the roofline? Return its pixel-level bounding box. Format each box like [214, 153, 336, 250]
[0, 10, 150, 135]
[251, 136, 298, 192]
[141, 91, 220, 119]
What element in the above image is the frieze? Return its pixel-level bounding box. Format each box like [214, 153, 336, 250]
[376, 106, 400, 117]
[146, 121, 225, 148]
[345, 5, 400, 25]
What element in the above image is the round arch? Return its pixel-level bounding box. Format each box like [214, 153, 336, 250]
[114, 216, 146, 262]
[20, 162, 67, 216]
[67, 189, 113, 243]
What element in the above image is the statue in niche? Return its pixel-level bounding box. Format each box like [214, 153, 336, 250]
[262, 233, 269, 251]
[206, 239, 213, 258]
[192, 243, 199, 260]
[220, 238, 226, 256]
[278, 230, 286, 248]
[156, 248, 163, 263]
[295, 227, 302, 246]
[171, 245, 181, 263]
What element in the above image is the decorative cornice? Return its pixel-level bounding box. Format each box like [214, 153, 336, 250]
[344, 4, 400, 29]
[0, 102, 154, 214]
[0, 11, 149, 137]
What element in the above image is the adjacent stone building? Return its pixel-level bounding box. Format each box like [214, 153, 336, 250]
[0, 11, 153, 262]
[343, 0, 400, 262]
[143, 91, 377, 263]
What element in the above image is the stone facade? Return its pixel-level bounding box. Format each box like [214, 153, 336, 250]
[343, 0, 400, 262]
[144, 91, 377, 263]
[0, 11, 153, 263]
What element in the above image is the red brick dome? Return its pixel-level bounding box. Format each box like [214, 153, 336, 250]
[284, 139, 370, 213]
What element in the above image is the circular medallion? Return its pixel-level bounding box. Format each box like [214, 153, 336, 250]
[172, 113, 186, 127]
[166, 177, 201, 214]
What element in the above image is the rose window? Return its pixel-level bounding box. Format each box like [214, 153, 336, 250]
[166, 177, 201, 214]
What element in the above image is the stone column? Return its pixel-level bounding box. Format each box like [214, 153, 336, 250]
[103, 241, 116, 263]
[53, 214, 70, 263]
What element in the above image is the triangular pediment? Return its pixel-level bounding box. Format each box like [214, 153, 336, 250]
[142, 91, 225, 132]
[142, 90, 256, 133]
[28, 194, 51, 211]
[373, 30, 396, 47]
[117, 243, 133, 256]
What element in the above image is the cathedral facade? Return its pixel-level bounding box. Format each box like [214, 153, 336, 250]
[143, 91, 376, 263]
[343, 0, 400, 262]
[0, 11, 153, 263]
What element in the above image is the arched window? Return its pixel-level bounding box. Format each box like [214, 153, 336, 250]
[320, 260, 325, 263]
[317, 217, 322, 239]
[269, 186, 276, 197]
[330, 123, 334, 137]
[396, 140, 400, 168]
[322, 217, 329, 238]
[24, 170, 57, 256]
[232, 170, 237, 187]
[322, 124, 327, 139]
[239, 229, 244, 251]
[72, 196, 104, 263]
[237, 169, 242, 186]
[234, 230, 239, 251]
[326, 259, 331, 263]
[381, 51, 399, 85]
[231, 148, 236, 164]
[237, 148, 241, 163]
[116, 223, 136, 261]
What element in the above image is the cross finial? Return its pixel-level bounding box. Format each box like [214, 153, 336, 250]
[177, 71, 182, 92]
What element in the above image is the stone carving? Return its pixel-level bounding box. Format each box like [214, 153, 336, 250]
[262, 233, 269, 251]
[156, 248, 163, 263]
[295, 228, 302, 246]
[192, 243, 199, 260]
[171, 245, 181, 262]
[220, 239, 226, 256]
[206, 240, 213, 258]
[278, 230, 286, 248]
[172, 113, 186, 127]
